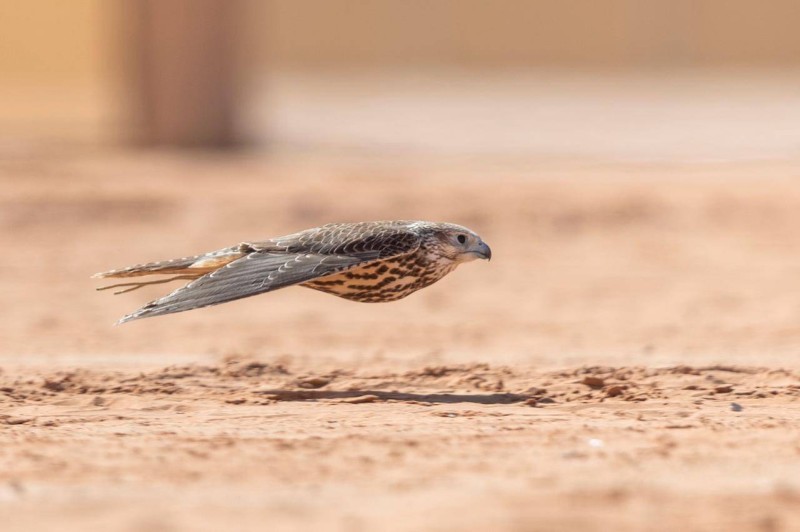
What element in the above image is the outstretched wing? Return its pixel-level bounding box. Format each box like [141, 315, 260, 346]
[117, 224, 421, 324]
[118, 253, 361, 323]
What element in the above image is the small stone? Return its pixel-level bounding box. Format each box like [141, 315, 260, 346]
[42, 380, 67, 392]
[225, 398, 247, 405]
[605, 385, 625, 397]
[522, 398, 538, 407]
[731, 402, 743, 412]
[339, 394, 379, 404]
[525, 386, 548, 396]
[296, 376, 331, 389]
[91, 396, 106, 407]
[581, 376, 605, 389]
[715, 385, 733, 394]
[4, 417, 32, 425]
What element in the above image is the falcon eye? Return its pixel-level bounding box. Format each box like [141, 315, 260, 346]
[456, 234, 467, 244]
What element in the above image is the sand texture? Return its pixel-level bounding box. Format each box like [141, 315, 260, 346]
[1, 151, 799, 531]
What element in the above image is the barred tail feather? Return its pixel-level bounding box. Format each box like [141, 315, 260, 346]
[92, 246, 247, 280]
[92, 255, 207, 279]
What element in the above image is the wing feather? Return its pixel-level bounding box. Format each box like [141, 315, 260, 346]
[118, 252, 373, 323]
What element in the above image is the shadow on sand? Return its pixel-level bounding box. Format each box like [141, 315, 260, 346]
[255, 389, 533, 405]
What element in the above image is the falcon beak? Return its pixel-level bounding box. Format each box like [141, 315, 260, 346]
[473, 241, 492, 261]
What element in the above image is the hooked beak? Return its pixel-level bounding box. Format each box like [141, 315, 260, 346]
[473, 240, 492, 261]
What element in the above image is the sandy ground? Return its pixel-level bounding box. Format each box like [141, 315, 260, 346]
[1, 148, 800, 531]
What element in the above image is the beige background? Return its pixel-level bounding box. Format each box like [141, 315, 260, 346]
[1, 2, 800, 531]
[3, 0, 800, 87]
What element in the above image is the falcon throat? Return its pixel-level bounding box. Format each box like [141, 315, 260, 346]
[93, 221, 491, 323]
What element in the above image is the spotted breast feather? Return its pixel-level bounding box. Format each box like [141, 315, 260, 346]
[302, 253, 459, 303]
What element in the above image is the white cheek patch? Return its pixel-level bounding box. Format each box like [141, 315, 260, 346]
[456, 252, 481, 264]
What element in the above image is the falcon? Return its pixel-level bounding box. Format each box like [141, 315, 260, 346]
[94, 221, 491, 324]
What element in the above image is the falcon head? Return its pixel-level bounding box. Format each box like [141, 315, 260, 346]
[422, 222, 492, 263]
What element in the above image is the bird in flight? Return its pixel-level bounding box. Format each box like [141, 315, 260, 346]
[94, 221, 491, 324]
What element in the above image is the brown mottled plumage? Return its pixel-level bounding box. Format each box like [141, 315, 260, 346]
[93, 221, 491, 324]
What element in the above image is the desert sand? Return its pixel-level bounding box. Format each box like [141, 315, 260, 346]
[1, 150, 799, 531]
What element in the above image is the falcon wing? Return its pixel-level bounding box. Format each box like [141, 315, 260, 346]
[118, 252, 369, 324]
[117, 226, 421, 324]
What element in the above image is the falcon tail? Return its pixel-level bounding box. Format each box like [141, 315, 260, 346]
[92, 255, 208, 279]
[92, 247, 246, 296]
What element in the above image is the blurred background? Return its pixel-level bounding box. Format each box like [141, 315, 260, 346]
[3, 4, 800, 531]
[2, 0, 800, 158]
[2, 0, 800, 366]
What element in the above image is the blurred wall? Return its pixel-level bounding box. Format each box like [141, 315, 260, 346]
[1, 0, 798, 145]
[1, 0, 799, 88]
[0, 0, 113, 143]
[252, 0, 800, 68]
[0, 1, 107, 85]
